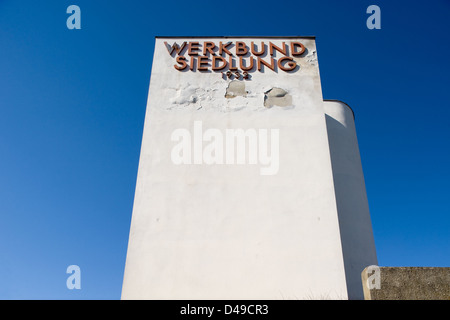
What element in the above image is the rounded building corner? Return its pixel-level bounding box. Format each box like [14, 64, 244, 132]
[324, 99, 355, 121]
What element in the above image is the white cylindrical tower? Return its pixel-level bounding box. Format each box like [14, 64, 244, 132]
[324, 100, 378, 300]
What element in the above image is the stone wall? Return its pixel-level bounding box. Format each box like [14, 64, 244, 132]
[362, 266, 450, 300]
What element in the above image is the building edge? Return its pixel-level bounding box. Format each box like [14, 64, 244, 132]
[324, 100, 378, 300]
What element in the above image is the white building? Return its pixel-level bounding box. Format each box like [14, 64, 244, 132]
[121, 37, 377, 300]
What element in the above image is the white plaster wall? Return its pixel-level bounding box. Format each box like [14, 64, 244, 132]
[324, 100, 378, 300]
[122, 37, 348, 299]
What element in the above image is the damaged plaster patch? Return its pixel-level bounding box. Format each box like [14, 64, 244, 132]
[264, 87, 292, 108]
[169, 82, 198, 106]
[166, 81, 223, 110]
[225, 80, 247, 99]
[166, 81, 296, 112]
[306, 50, 317, 66]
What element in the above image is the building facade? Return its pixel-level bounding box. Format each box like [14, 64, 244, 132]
[121, 37, 377, 300]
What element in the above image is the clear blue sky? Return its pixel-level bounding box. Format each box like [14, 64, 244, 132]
[1, 0, 449, 299]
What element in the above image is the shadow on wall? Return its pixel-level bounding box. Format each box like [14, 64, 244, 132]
[324, 101, 378, 300]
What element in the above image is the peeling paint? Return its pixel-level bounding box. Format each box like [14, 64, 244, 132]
[167, 82, 295, 111]
[225, 80, 247, 99]
[264, 87, 293, 108]
[306, 50, 317, 66]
